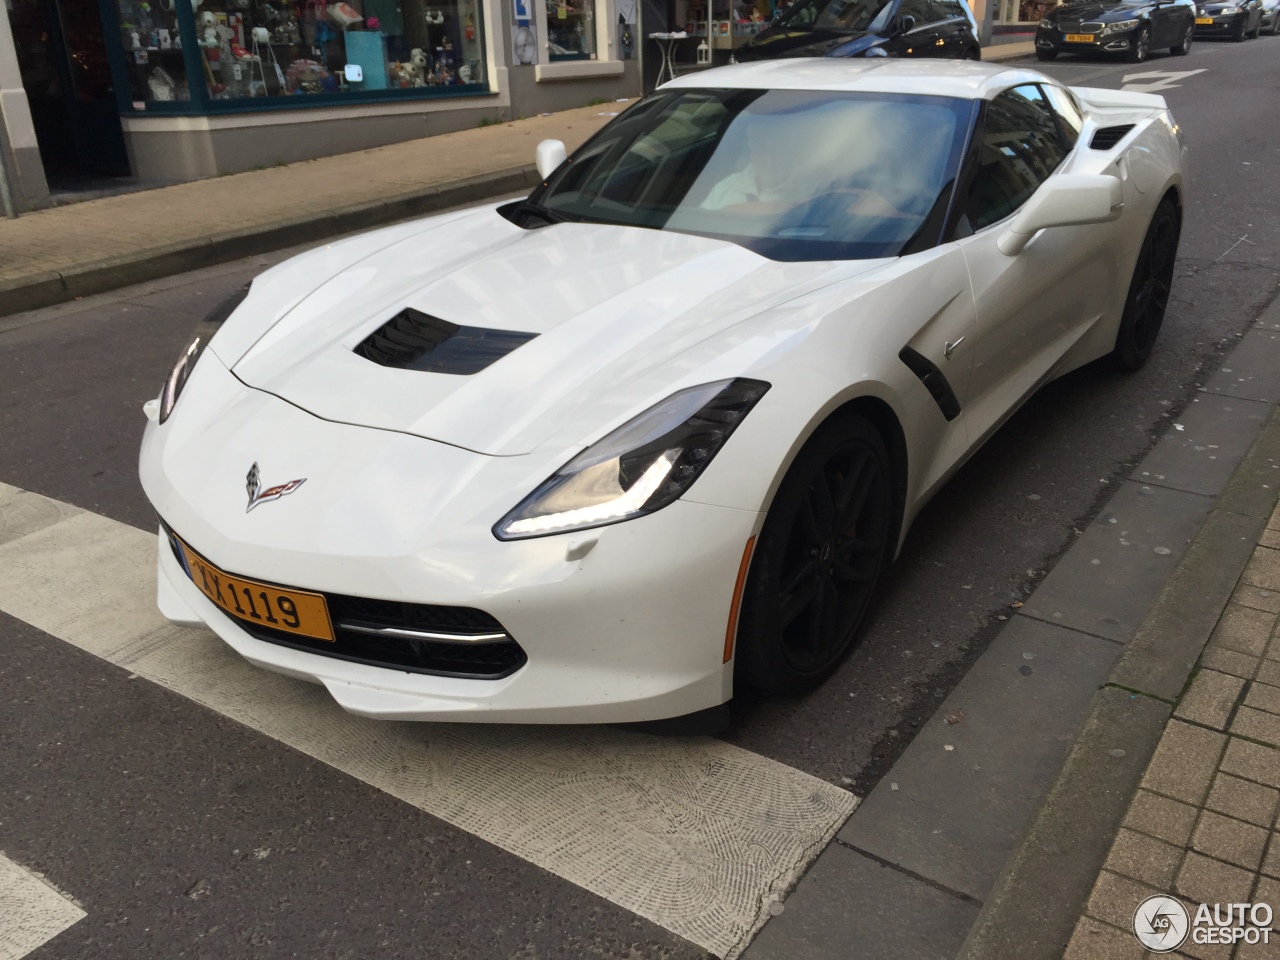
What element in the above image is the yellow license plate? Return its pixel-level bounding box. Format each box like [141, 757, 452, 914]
[1196, 16, 1213, 22]
[172, 534, 335, 642]
[1064, 32, 1096, 42]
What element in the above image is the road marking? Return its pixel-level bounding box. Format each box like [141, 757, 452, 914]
[1121, 68, 1208, 92]
[0, 853, 85, 960]
[0, 483, 855, 959]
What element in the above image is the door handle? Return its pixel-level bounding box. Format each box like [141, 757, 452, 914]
[944, 336, 965, 359]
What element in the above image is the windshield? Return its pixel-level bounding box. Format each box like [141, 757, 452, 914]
[777, 0, 895, 31]
[526, 88, 974, 262]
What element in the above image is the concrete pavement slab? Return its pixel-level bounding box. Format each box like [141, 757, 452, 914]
[743, 843, 979, 960]
[954, 687, 1171, 960]
[1201, 327, 1280, 403]
[1132, 393, 1270, 497]
[837, 616, 1120, 901]
[1020, 480, 1213, 643]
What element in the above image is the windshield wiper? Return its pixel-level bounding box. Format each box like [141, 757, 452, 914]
[505, 198, 573, 227]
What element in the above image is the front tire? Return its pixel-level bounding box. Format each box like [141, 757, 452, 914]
[1126, 25, 1151, 61]
[1037, 47, 1059, 60]
[1112, 198, 1180, 371]
[1251, 14, 1263, 36]
[1171, 24, 1193, 53]
[735, 414, 895, 696]
[1269, 13, 1280, 34]
[1232, 17, 1247, 39]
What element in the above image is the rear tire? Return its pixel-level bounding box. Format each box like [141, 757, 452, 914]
[735, 414, 895, 696]
[1112, 198, 1180, 371]
[1037, 47, 1058, 60]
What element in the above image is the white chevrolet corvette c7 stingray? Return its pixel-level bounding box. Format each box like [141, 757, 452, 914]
[139, 59, 1186, 724]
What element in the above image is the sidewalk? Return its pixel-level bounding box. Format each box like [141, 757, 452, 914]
[0, 101, 625, 318]
[1068, 507, 1280, 960]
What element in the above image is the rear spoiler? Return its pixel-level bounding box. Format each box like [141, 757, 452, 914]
[1070, 85, 1168, 117]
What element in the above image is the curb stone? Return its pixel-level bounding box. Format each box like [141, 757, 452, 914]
[955, 405, 1280, 960]
[0, 165, 540, 320]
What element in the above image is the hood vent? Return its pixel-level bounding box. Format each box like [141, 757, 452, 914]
[1090, 124, 1135, 151]
[355, 307, 538, 375]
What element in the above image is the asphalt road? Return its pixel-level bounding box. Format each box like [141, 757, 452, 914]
[1, 36, 1278, 959]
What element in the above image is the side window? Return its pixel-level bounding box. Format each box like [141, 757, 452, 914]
[897, 0, 934, 26]
[1040, 83, 1083, 150]
[965, 85, 1067, 231]
[935, 0, 966, 18]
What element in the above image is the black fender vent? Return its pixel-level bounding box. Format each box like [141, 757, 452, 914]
[1090, 124, 1135, 150]
[355, 307, 537, 375]
[899, 346, 962, 422]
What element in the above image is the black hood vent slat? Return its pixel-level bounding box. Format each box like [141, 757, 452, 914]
[355, 307, 538, 375]
[1090, 124, 1136, 150]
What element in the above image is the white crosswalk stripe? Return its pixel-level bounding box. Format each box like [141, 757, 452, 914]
[0, 482, 856, 959]
[0, 852, 85, 960]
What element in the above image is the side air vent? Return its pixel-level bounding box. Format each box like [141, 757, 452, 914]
[355, 307, 537, 375]
[1090, 124, 1135, 151]
[899, 346, 961, 422]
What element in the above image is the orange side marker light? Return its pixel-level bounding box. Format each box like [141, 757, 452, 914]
[723, 535, 757, 664]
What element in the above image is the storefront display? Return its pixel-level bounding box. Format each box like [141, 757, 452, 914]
[545, 0, 595, 59]
[103, 0, 488, 108]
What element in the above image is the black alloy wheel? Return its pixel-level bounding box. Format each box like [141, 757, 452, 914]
[1037, 46, 1059, 59]
[1113, 198, 1180, 371]
[1251, 12, 1263, 35]
[1270, 12, 1280, 34]
[1127, 25, 1151, 61]
[1171, 23, 1193, 52]
[1232, 16, 1248, 39]
[735, 414, 895, 696]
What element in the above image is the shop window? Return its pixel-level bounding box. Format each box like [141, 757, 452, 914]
[546, 0, 596, 59]
[109, 0, 488, 108]
[112, 0, 193, 103]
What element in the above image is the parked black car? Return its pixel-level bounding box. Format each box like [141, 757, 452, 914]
[732, 0, 982, 63]
[1035, 0, 1197, 62]
[1193, 0, 1265, 40]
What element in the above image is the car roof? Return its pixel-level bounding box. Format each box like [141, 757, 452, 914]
[660, 59, 1053, 101]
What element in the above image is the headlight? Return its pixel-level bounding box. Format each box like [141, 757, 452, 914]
[1103, 17, 1141, 31]
[494, 378, 770, 540]
[1038, 17, 1054, 26]
[158, 284, 250, 424]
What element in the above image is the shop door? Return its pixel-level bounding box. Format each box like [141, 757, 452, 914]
[8, 0, 130, 180]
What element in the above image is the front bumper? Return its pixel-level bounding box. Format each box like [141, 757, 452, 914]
[1192, 13, 1246, 33]
[142, 357, 761, 723]
[1036, 26, 1140, 53]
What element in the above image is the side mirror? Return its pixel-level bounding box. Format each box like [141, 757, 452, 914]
[535, 139, 567, 180]
[997, 174, 1124, 256]
[894, 13, 916, 33]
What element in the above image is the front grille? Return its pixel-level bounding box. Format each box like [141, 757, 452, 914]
[1090, 124, 1136, 150]
[1058, 19, 1102, 31]
[240, 594, 527, 679]
[354, 307, 537, 375]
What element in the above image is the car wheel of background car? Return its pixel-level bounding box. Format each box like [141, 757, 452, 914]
[965, 46, 982, 59]
[1251, 14, 1263, 35]
[1112, 198, 1180, 371]
[735, 413, 894, 696]
[1232, 17, 1248, 39]
[1171, 24, 1193, 53]
[1270, 12, 1280, 33]
[1036, 47, 1058, 60]
[1126, 25, 1150, 61]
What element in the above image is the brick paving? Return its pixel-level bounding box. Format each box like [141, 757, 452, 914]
[0, 101, 624, 287]
[1066, 504, 1280, 958]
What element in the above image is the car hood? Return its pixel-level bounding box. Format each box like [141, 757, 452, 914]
[735, 27, 884, 58]
[1049, 2, 1152, 19]
[228, 207, 883, 457]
